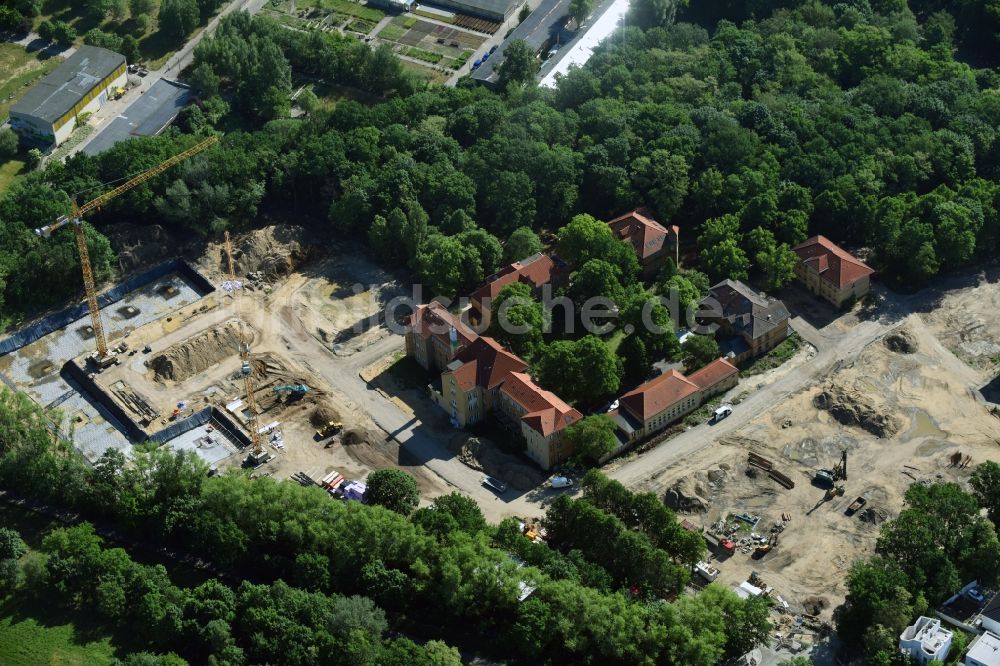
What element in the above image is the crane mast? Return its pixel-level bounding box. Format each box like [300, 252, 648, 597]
[35, 135, 219, 364]
[223, 231, 263, 456]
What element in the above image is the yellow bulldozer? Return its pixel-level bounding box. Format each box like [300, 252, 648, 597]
[315, 420, 343, 440]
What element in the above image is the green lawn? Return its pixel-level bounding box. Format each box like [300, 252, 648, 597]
[407, 46, 443, 63]
[0, 159, 27, 194]
[400, 59, 449, 84]
[376, 22, 407, 41]
[0, 601, 116, 666]
[0, 44, 64, 123]
[326, 0, 385, 22]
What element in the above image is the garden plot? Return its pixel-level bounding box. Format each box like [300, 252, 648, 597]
[378, 16, 484, 70]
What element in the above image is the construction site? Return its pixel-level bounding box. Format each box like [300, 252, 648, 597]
[635, 309, 1000, 628]
[0, 140, 453, 502]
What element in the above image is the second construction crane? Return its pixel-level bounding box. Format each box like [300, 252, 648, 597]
[223, 230, 266, 463]
[34, 135, 219, 367]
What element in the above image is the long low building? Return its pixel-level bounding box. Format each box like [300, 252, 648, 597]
[470, 0, 573, 86]
[9, 45, 127, 147]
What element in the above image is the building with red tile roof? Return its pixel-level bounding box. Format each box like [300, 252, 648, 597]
[793, 235, 874, 308]
[405, 301, 478, 372]
[608, 207, 680, 280]
[619, 370, 701, 439]
[469, 253, 565, 324]
[499, 371, 583, 469]
[687, 357, 739, 398]
[435, 337, 528, 428]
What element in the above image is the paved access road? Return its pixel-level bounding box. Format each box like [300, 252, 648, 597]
[71, 0, 268, 158]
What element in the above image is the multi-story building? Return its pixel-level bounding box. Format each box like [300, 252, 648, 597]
[9, 46, 127, 146]
[792, 235, 874, 308]
[434, 337, 528, 428]
[498, 371, 582, 469]
[405, 301, 478, 372]
[469, 253, 564, 325]
[697, 280, 790, 363]
[607, 207, 679, 280]
[899, 617, 953, 665]
[618, 370, 702, 441]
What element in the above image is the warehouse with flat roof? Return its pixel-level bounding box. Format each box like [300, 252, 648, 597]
[9, 45, 127, 147]
[470, 0, 572, 86]
[426, 0, 520, 21]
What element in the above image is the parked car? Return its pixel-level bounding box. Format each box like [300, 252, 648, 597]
[472, 59, 482, 69]
[482, 475, 507, 493]
[713, 404, 733, 422]
[968, 588, 986, 602]
[550, 476, 573, 489]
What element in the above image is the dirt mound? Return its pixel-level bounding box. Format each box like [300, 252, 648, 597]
[147, 320, 245, 382]
[885, 329, 917, 354]
[310, 403, 341, 427]
[228, 225, 311, 279]
[664, 477, 710, 513]
[342, 427, 383, 446]
[802, 596, 829, 616]
[813, 386, 901, 438]
[454, 436, 544, 490]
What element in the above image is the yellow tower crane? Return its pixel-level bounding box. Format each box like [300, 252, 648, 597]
[223, 230, 263, 459]
[34, 135, 220, 366]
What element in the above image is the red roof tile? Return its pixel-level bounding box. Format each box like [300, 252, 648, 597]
[793, 236, 874, 290]
[608, 208, 675, 262]
[620, 370, 700, 422]
[686, 357, 738, 391]
[470, 253, 559, 306]
[446, 337, 528, 391]
[409, 302, 478, 349]
[502, 371, 582, 436]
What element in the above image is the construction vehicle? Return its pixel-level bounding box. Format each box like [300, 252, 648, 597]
[814, 469, 836, 487]
[273, 384, 309, 396]
[846, 496, 867, 516]
[833, 449, 848, 480]
[34, 135, 219, 367]
[315, 420, 342, 440]
[695, 561, 720, 582]
[754, 533, 778, 557]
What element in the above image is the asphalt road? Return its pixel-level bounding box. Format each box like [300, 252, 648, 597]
[71, 0, 268, 158]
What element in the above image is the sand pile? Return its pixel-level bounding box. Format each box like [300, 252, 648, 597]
[229, 225, 311, 279]
[310, 403, 342, 427]
[148, 320, 245, 382]
[664, 476, 710, 513]
[885, 329, 917, 354]
[455, 436, 545, 490]
[813, 385, 901, 438]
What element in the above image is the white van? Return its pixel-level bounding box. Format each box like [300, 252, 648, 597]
[713, 405, 733, 422]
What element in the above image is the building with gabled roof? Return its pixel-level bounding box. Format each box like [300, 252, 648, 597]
[618, 369, 701, 440]
[435, 337, 528, 428]
[793, 235, 874, 308]
[405, 301, 478, 372]
[469, 253, 564, 324]
[697, 280, 790, 362]
[608, 207, 679, 280]
[499, 371, 582, 469]
[687, 357, 739, 398]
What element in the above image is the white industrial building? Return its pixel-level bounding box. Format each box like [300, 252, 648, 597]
[899, 616, 954, 665]
[9, 45, 127, 146]
[967, 631, 1000, 666]
[538, 0, 629, 88]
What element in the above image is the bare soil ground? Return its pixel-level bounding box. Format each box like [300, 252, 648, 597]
[90, 225, 452, 502]
[636, 315, 1000, 621]
[921, 267, 1000, 370]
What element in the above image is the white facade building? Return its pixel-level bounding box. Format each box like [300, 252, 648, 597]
[967, 631, 1000, 666]
[899, 616, 953, 665]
